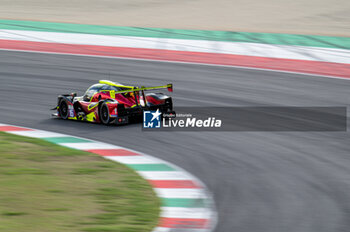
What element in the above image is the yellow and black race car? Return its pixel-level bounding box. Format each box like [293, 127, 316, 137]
[52, 80, 174, 125]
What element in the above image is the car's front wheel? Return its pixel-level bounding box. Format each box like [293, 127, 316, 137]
[99, 103, 110, 125]
[59, 99, 69, 120]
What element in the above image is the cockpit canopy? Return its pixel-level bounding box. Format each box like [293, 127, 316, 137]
[83, 84, 103, 101]
[83, 82, 133, 101]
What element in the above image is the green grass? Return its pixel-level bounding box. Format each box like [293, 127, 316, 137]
[0, 132, 160, 232]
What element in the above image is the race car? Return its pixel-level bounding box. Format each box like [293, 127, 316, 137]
[52, 80, 174, 125]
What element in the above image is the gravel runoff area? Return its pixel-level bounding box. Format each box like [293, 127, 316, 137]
[0, 0, 349, 36]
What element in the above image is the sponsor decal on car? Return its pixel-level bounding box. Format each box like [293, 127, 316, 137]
[68, 105, 75, 118]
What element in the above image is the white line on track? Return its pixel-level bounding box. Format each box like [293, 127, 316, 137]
[154, 188, 207, 199]
[137, 171, 193, 180]
[105, 156, 163, 164]
[59, 142, 122, 150]
[7, 130, 67, 138]
[161, 207, 213, 219]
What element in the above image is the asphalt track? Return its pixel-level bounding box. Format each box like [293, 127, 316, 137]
[1, 50, 350, 232]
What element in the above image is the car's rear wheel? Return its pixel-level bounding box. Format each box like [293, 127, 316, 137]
[59, 99, 69, 120]
[99, 103, 110, 125]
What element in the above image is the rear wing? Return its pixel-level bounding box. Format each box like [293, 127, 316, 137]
[109, 84, 173, 95]
[99, 80, 173, 94]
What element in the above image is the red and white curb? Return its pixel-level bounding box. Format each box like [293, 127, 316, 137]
[0, 30, 349, 78]
[0, 123, 217, 232]
[0, 30, 349, 64]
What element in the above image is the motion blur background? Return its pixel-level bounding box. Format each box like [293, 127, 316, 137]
[1, 1, 350, 232]
[0, 0, 349, 36]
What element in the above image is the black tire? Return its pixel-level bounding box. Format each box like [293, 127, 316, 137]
[99, 103, 110, 125]
[59, 99, 69, 120]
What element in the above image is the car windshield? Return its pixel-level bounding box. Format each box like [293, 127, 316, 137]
[83, 83, 134, 101]
[83, 84, 103, 101]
